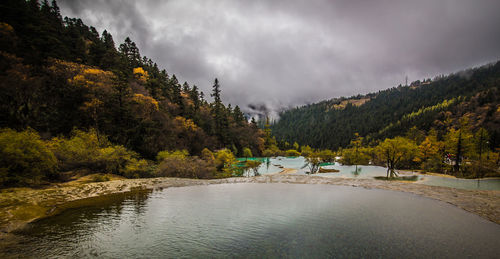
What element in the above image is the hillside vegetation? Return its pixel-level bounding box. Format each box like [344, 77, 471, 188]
[272, 63, 500, 149]
[0, 0, 264, 187]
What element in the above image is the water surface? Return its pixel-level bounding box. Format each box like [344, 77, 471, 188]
[6, 184, 500, 258]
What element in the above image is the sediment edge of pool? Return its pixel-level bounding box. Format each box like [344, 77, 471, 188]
[1, 174, 499, 238]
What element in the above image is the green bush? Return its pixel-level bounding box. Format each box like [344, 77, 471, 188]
[0, 128, 57, 186]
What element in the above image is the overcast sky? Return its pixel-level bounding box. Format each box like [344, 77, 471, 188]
[58, 0, 500, 116]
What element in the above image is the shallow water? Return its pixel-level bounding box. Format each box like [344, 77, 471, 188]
[5, 184, 500, 258]
[237, 156, 307, 175]
[417, 174, 500, 190]
[320, 163, 500, 190]
[250, 157, 500, 190]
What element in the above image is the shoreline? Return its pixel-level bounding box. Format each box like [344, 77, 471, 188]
[277, 168, 298, 175]
[0, 175, 499, 238]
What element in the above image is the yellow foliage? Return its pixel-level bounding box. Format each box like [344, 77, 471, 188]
[133, 67, 149, 82]
[201, 148, 215, 163]
[133, 93, 159, 111]
[0, 128, 57, 185]
[156, 150, 189, 161]
[215, 149, 236, 168]
[49, 129, 150, 177]
[47, 59, 115, 91]
[175, 116, 198, 131]
[69, 67, 115, 90]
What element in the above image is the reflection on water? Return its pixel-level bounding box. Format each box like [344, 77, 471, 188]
[351, 167, 362, 177]
[4, 184, 500, 258]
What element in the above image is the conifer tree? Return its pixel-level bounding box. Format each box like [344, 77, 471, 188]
[211, 78, 228, 145]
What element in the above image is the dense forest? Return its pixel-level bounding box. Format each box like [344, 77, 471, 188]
[271, 61, 500, 178]
[0, 0, 264, 186]
[272, 62, 500, 150]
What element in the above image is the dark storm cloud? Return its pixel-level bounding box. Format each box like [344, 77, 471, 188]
[58, 0, 500, 117]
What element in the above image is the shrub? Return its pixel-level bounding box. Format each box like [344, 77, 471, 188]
[262, 149, 274, 157]
[157, 156, 216, 179]
[318, 149, 336, 163]
[215, 148, 239, 177]
[285, 149, 300, 157]
[49, 129, 105, 171]
[300, 145, 313, 157]
[244, 160, 262, 176]
[50, 129, 151, 178]
[201, 148, 215, 163]
[156, 149, 189, 161]
[0, 128, 57, 186]
[242, 147, 253, 159]
[122, 158, 151, 178]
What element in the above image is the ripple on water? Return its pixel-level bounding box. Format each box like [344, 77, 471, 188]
[5, 183, 500, 258]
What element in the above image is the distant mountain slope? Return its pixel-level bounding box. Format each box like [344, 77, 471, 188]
[271, 61, 500, 149]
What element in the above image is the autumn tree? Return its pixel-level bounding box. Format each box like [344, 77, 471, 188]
[376, 137, 417, 178]
[242, 147, 253, 160]
[302, 151, 323, 174]
[68, 65, 116, 139]
[444, 126, 474, 174]
[245, 160, 262, 177]
[415, 129, 444, 172]
[474, 128, 490, 161]
[350, 133, 364, 170]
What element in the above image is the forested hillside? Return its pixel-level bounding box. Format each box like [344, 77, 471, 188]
[272, 62, 500, 150]
[0, 0, 264, 186]
[0, 0, 264, 157]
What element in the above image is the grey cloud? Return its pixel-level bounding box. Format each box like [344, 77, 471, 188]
[58, 0, 500, 117]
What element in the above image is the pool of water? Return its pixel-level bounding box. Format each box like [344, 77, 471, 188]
[245, 157, 500, 190]
[319, 163, 500, 190]
[5, 184, 499, 258]
[237, 156, 308, 175]
[417, 174, 500, 190]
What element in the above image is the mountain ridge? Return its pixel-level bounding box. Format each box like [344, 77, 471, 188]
[271, 61, 500, 149]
